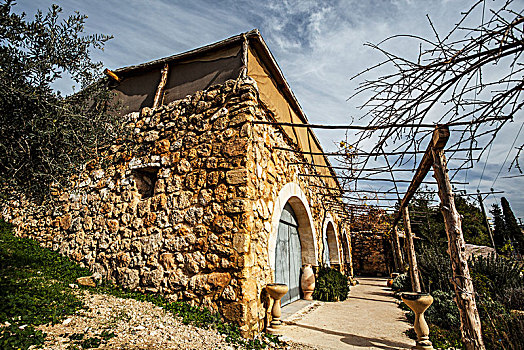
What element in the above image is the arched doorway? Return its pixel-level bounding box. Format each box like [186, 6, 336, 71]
[322, 226, 331, 267]
[275, 203, 302, 305]
[268, 183, 318, 306]
[322, 215, 341, 267]
[341, 229, 352, 275]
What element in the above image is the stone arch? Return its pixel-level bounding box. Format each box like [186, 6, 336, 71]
[268, 182, 318, 274]
[322, 213, 342, 265]
[341, 228, 351, 264]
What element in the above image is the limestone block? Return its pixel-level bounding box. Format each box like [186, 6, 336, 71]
[240, 278, 257, 300]
[60, 214, 72, 230]
[212, 215, 233, 233]
[208, 272, 231, 290]
[222, 285, 237, 301]
[184, 206, 203, 226]
[144, 130, 159, 142]
[142, 269, 164, 288]
[233, 232, 250, 253]
[153, 139, 170, 154]
[117, 268, 140, 290]
[222, 302, 247, 322]
[223, 138, 247, 157]
[76, 276, 96, 288]
[106, 219, 119, 234]
[177, 159, 191, 173]
[198, 189, 213, 206]
[224, 198, 248, 213]
[226, 169, 248, 185]
[214, 183, 228, 202]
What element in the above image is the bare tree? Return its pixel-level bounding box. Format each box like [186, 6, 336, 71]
[351, 0, 523, 175]
[349, 1, 523, 349]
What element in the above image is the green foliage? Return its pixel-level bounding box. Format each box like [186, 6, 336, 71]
[417, 243, 453, 293]
[408, 189, 490, 246]
[391, 273, 411, 292]
[0, 324, 46, 350]
[501, 197, 524, 254]
[407, 240, 524, 349]
[0, 0, 118, 201]
[470, 254, 523, 303]
[490, 203, 507, 251]
[0, 220, 88, 349]
[425, 291, 460, 329]
[312, 267, 349, 301]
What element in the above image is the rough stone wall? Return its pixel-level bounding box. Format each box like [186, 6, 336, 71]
[3, 79, 258, 333]
[2, 77, 351, 337]
[351, 232, 393, 276]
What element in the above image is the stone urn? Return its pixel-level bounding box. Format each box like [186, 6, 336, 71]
[387, 272, 400, 288]
[401, 292, 434, 350]
[301, 264, 315, 300]
[266, 283, 289, 334]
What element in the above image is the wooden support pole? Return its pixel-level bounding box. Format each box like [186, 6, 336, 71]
[103, 68, 120, 83]
[392, 225, 404, 271]
[431, 130, 485, 350]
[477, 191, 496, 249]
[153, 63, 170, 109]
[402, 207, 421, 292]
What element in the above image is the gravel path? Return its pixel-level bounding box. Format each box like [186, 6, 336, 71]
[36, 290, 317, 350]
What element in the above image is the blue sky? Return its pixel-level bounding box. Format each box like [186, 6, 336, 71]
[17, 0, 524, 220]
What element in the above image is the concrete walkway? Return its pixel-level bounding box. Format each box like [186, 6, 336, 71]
[280, 277, 414, 350]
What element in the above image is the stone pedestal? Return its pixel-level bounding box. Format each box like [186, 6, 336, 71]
[401, 292, 434, 350]
[266, 283, 288, 335]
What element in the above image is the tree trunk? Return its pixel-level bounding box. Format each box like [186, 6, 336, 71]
[432, 147, 485, 350]
[402, 206, 421, 292]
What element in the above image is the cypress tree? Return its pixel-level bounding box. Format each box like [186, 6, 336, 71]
[500, 197, 524, 254]
[490, 203, 506, 252]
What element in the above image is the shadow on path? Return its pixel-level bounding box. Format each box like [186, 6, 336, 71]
[347, 295, 398, 304]
[289, 323, 412, 350]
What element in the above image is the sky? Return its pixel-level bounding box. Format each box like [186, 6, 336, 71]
[17, 0, 524, 220]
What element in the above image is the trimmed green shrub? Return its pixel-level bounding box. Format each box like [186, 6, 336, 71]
[425, 291, 460, 329]
[391, 273, 411, 292]
[312, 267, 349, 302]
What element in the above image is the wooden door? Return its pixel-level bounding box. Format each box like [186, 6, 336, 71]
[275, 203, 302, 306]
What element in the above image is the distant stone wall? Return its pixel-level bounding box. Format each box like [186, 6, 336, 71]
[2, 77, 351, 337]
[351, 232, 393, 276]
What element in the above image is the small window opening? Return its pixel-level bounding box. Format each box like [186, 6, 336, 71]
[132, 167, 159, 199]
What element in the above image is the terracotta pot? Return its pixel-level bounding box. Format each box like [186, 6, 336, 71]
[386, 279, 394, 288]
[401, 292, 434, 350]
[301, 264, 315, 300]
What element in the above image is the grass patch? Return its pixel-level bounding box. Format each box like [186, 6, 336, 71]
[0, 220, 279, 349]
[0, 220, 89, 349]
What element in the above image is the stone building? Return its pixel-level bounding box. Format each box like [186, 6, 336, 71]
[3, 30, 352, 336]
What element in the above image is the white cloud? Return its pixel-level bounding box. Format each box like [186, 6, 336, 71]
[17, 0, 524, 217]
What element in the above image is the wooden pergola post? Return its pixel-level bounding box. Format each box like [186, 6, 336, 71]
[392, 225, 404, 271]
[402, 206, 421, 292]
[391, 125, 485, 349]
[431, 129, 485, 350]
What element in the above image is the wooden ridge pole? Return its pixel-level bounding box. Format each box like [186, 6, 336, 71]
[431, 126, 485, 350]
[402, 207, 421, 292]
[153, 63, 170, 109]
